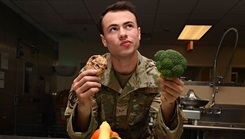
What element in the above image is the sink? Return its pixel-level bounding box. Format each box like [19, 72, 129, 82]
[183, 104, 245, 131]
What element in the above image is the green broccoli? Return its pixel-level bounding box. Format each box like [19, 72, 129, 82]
[154, 49, 187, 79]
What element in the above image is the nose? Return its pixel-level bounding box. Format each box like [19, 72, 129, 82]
[119, 28, 127, 40]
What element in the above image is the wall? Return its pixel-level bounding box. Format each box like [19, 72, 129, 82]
[58, 40, 245, 91]
[57, 36, 245, 123]
[0, 2, 59, 136]
[57, 40, 108, 91]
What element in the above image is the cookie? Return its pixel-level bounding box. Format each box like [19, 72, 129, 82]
[86, 55, 107, 76]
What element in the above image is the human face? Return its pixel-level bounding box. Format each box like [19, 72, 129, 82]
[100, 10, 141, 58]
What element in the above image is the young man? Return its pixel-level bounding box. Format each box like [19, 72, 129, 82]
[65, 1, 184, 139]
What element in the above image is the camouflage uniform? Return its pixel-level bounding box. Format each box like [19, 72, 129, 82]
[65, 51, 184, 139]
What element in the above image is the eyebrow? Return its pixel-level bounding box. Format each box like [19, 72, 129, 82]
[107, 21, 135, 30]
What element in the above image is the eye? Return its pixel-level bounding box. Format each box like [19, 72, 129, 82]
[126, 24, 134, 29]
[109, 27, 118, 33]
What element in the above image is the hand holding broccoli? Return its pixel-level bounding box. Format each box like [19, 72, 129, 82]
[154, 49, 187, 79]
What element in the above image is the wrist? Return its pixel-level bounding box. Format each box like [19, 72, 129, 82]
[161, 95, 175, 107]
[77, 101, 91, 115]
[161, 96, 176, 126]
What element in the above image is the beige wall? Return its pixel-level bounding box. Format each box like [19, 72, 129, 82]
[58, 40, 245, 91]
[57, 34, 245, 106]
[183, 85, 245, 106]
[57, 41, 108, 91]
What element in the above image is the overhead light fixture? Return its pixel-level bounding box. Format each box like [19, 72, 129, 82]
[178, 25, 212, 40]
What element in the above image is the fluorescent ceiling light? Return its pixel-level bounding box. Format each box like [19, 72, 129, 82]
[178, 25, 212, 40]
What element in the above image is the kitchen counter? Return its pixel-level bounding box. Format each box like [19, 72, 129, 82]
[183, 81, 245, 87]
[184, 124, 245, 131]
[182, 123, 245, 139]
[181, 105, 245, 139]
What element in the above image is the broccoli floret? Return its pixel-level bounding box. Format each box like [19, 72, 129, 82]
[154, 49, 187, 79]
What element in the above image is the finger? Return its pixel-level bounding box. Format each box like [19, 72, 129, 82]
[78, 81, 101, 94]
[76, 81, 101, 105]
[77, 87, 99, 106]
[163, 86, 180, 99]
[156, 77, 164, 83]
[164, 79, 183, 93]
[81, 87, 100, 97]
[165, 77, 184, 86]
[73, 74, 101, 91]
[161, 91, 176, 103]
[74, 69, 98, 83]
[157, 77, 184, 88]
[156, 77, 165, 88]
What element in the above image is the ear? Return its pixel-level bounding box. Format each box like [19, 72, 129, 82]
[100, 34, 107, 47]
[138, 27, 141, 40]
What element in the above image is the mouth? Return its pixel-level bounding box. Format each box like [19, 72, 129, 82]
[120, 40, 131, 47]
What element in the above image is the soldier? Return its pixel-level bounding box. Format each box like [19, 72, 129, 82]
[65, 1, 185, 139]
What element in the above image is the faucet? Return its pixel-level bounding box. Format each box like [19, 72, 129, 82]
[210, 28, 239, 109]
[210, 76, 223, 108]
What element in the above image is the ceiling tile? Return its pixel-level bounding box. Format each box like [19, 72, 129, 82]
[193, 0, 240, 14]
[11, 0, 56, 14]
[2, 0, 245, 47]
[158, 0, 197, 14]
[48, 0, 88, 14]
[230, 0, 245, 14]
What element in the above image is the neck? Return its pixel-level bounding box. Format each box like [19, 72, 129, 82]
[111, 52, 138, 75]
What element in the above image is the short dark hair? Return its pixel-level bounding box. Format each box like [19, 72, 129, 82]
[99, 1, 138, 35]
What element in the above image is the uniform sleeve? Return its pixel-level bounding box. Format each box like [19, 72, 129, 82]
[64, 68, 99, 139]
[66, 103, 99, 139]
[153, 104, 185, 139]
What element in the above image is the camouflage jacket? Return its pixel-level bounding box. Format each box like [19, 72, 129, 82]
[65, 51, 184, 139]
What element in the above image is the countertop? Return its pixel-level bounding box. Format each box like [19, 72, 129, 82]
[183, 124, 245, 131]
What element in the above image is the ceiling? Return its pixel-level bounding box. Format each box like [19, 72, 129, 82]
[1, 0, 245, 47]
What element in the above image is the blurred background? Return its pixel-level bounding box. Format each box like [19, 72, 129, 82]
[0, 0, 245, 138]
